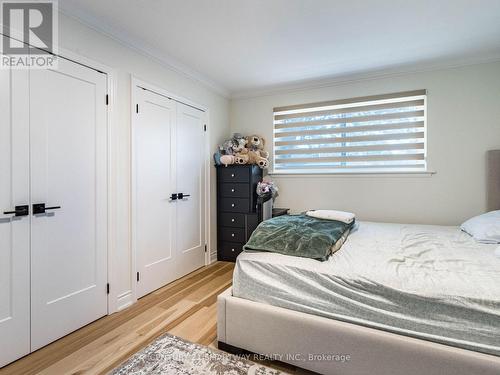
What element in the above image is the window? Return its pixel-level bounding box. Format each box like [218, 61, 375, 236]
[273, 90, 427, 173]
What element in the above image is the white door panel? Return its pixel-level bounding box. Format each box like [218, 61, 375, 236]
[0, 68, 31, 368]
[175, 103, 206, 276]
[29, 58, 108, 350]
[135, 90, 176, 298]
[134, 88, 207, 298]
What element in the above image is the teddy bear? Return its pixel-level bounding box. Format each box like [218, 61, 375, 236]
[220, 154, 236, 166]
[246, 135, 269, 159]
[249, 150, 269, 169]
[232, 136, 248, 154]
[215, 134, 247, 166]
[235, 150, 268, 169]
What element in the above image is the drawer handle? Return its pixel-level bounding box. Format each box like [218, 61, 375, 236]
[231, 233, 235, 237]
[231, 218, 235, 222]
[231, 188, 235, 192]
[231, 173, 235, 177]
[231, 248, 235, 252]
[231, 203, 235, 207]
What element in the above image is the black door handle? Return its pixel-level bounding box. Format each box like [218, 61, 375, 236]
[3, 205, 29, 217]
[169, 193, 178, 201]
[33, 203, 61, 215]
[177, 193, 190, 200]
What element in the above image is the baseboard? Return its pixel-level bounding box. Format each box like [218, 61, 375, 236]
[116, 290, 134, 311]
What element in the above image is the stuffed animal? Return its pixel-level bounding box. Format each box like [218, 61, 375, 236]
[232, 137, 248, 154]
[246, 135, 269, 159]
[220, 154, 236, 166]
[221, 139, 235, 155]
[217, 133, 269, 169]
[235, 153, 268, 169]
[234, 153, 248, 165]
[213, 150, 222, 165]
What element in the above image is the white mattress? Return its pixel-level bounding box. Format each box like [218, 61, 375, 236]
[233, 221, 500, 356]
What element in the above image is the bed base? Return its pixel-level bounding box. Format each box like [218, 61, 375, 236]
[217, 288, 500, 375]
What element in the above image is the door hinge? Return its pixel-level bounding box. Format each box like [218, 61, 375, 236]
[204, 244, 207, 253]
[105, 94, 109, 106]
[203, 124, 207, 132]
[137, 271, 140, 282]
[106, 283, 110, 294]
[136, 104, 139, 114]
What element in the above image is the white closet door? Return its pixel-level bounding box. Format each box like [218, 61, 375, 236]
[29, 58, 108, 351]
[174, 103, 206, 277]
[0, 68, 30, 367]
[135, 89, 176, 298]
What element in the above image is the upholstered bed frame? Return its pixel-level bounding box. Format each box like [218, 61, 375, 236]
[216, 150, 500, 375]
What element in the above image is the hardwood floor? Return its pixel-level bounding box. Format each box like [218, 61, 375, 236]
[0, 262, 234, 375]
[1, 261, 310, 375]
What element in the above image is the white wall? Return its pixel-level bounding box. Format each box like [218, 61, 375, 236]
[58, 14, 230, 311]
[230, 62, 500, 226]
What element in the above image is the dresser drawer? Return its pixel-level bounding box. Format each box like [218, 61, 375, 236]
[220, 227, 246, 243]
[219, 242, 244, 261]
[220, 167, 249, 183]
[220, 213, 245, 228]
[220, 183, 249, 198]
[220, 198, 249, 213]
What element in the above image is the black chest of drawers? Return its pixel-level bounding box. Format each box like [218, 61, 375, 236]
[216, 165, 263, 262]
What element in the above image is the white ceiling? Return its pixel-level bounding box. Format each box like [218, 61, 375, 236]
[60, 0, 500, 97]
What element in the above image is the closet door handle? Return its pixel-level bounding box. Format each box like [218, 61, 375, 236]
[33, 203, 61, 215]
[3, 205, 29, 217]
[177, 193, 190, 200]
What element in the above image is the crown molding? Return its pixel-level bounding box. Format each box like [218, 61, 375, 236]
[57, 5, 500, 101]
[230, 53, 500, 100]
[58, 7, 230, 98]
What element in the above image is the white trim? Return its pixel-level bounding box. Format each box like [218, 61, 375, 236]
[130, 76, 212, 305]
[49, 6, 500, 100]
[134, 82, 208, 113]
[55, 4, 500, 100]
[231, 55, 500, 99]
[58, 7, 230, 98]
[116, 291, 134, 312]
[204, 111, 212, 266]
[269, 171, 436, 178]
[130, 79, 139, 305]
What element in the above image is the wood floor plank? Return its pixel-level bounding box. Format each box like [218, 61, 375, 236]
[0, 262, 234, 375]
[169, 303, 217, 343]
[0, 261, 303, 374]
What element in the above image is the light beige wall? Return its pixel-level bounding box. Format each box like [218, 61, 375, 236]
[59, 14, 230, 309]
[230, 62, 500, 225]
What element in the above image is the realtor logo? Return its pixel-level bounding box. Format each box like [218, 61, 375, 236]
[1, 0, 58, 68]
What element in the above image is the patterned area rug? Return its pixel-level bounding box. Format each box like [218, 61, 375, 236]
[109, 333, 288, 375]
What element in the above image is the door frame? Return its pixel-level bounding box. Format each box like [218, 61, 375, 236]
[130, 76, 211, 305]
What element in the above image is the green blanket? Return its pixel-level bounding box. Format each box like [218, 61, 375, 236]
[243, 214, 354, 261]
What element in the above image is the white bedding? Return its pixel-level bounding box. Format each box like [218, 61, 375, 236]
[232, 221, 500, 356]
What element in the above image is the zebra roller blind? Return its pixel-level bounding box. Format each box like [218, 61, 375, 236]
[273, 90, 427, 173]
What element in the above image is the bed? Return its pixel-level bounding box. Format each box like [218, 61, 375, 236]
[217, 151, 500, 375]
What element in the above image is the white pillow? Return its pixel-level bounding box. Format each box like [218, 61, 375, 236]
[461, 210, 500, 244]
[306, 210, 355, 224]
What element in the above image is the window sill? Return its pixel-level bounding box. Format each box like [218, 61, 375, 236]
[268, 170, 436, 178]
